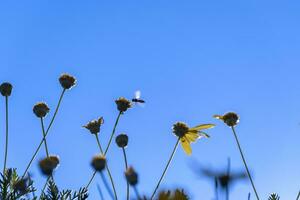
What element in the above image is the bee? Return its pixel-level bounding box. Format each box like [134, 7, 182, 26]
[132, 90, 145, 104]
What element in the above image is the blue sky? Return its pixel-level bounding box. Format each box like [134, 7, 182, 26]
[0, 0, 300, 199]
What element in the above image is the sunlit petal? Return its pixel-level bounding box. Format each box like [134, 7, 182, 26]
[180, 137, 192, 155]
[189, 124, 215, 131]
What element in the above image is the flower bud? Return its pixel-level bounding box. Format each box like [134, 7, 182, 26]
[172, 122, 189, 138]
[39, 155, 60, 176]
[83, 117, 104, 134]
[33, 102, 50, 118]
[0, 82, 13, 97]
[91, 155, 106, 172]
[115, 97, 132, 113]
[59, 73, 76, 90]
[115, 134, 128, 148]
[125, 166, 138, 186]
[214, 112, 239, 127]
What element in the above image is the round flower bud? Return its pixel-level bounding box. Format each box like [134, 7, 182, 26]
[125, 166, 138, 186]
[115, 97, 132, 113]
[59, 73, 76, 90]
[115, 134, 128, 148]
[39, 155, 60, 176]
[83, 117, 104, 134]
[172, 122, 189, 138]
[222, 112, 239, 127]
[0, 82, 13, 97]
[91, 155, 106, 172]
[33, 102, 50, 118]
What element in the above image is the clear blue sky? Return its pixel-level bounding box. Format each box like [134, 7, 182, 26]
[0, 1, 300, 199]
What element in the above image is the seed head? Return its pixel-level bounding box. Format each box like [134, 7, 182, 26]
[91, 155, 106, 172]
[59, 73, 76, 90]
[83, 117, 104, 134]
[115, 134, 128, 148]
[0, 82, 13, 97]
[172, 122, 189, 138]
[214, 112, 239, 127]
[39, 155, 60, 176]
[33, 102, 50, 118]
[115, 97, 132, 113]
[125, 166, 138, 186]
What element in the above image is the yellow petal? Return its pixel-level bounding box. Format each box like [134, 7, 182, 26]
[213, 115, 223, 120]
[189, 124, 215, 131]
[185, 131, 199, 142]
[180, 136, 192, 155]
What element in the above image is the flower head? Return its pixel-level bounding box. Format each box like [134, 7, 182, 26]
[39, 155, 60, 176]
[83, 117, 104, 134]
[173, 122, 215, 155]
[125, 166, 138, 186]
[214, 112, 239, 127]
[115, 97, 132, 113]
[33, 102, 50, 118]
[91, 155, 106, 172]
[0, 82, 13, 97]
[13, 178, 29, 194]
[115, 134, 128, 148]
[59, 73, 76, 90]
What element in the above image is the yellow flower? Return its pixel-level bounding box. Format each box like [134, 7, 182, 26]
[172, 122, 215, 155]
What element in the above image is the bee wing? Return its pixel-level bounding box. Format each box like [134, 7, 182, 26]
[189, 124, 215, 131]
[135, 90, 141, 99]
[180, 136, 192, 155]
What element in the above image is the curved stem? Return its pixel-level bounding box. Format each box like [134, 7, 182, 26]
[100, 172, 114, 200]
[22, 89, 65, 178]
[150, 138, 180, 200]
[231, 127, 260, 200]
[122, 148, 129, 200]
[41, 118, 49, 157]
[133, 186, 141, 200]
[3, 96, 8, 174]
[104, 112, 122, 155]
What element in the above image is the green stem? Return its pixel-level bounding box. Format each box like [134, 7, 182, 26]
[150, 138, 180, 200]
[3, 96, 8, 174]
[104, 112, 122, 155]
[22, 89, 65, 178]
[41, 118, 49, 157]
[40, 176, 50, 199]
[122, 148, 129, 200]
[89, 134, 118, 200]
[231, 127, 260, 200]
[296, 191, 300, 200]
[133, 186, 141, 200]
[86, 171, 96, 188]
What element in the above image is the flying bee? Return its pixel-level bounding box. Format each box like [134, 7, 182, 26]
[132, 90, 145, 104]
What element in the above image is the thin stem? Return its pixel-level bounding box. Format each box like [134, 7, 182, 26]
[22, 89, 65, 178]
[133, 186, 141, 200]
[86, 171, 96, 188]
[231, 127, 260, 200]
[40, 176, 50, 199]
[104, 112, 122, 155]
[296, 191, 300, 200]
[100, 172, 114, 200]
[150, 138, 180, 200]
[89, 134, 118, 200]
[41, 118, 49, 157]
[96, 183, 105, 200]
[122, 147, 129, 200]
[3, 96, 8, 174]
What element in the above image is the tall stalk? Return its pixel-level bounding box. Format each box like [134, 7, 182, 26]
[231, 127, 260, 200]
[150, 138, 180, 199]
[296, 191, 300, 200]
[22, 89, 65, 178]
[122, 147, 129, 200]
[3, 96, 9, 174]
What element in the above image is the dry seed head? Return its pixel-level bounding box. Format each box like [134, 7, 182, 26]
[172, 122, 189, 138]
[0, 82, 13, 97]
[222, 112, 239, 127]
[125, 166, 138, 186]
[59, 73, 76, 90]
[115, 97, 132, 113]
[39, 155, 60, 176]
[33, 102, 50, 118]
[83, 117, 104, 134]
[115, 134, 128, 148]
[91, 155, 106, 172]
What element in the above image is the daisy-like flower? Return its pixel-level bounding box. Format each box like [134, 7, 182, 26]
[59, 73, 76, 90]
[83, 117, 104, 134]
[172, 122, 215, 155]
